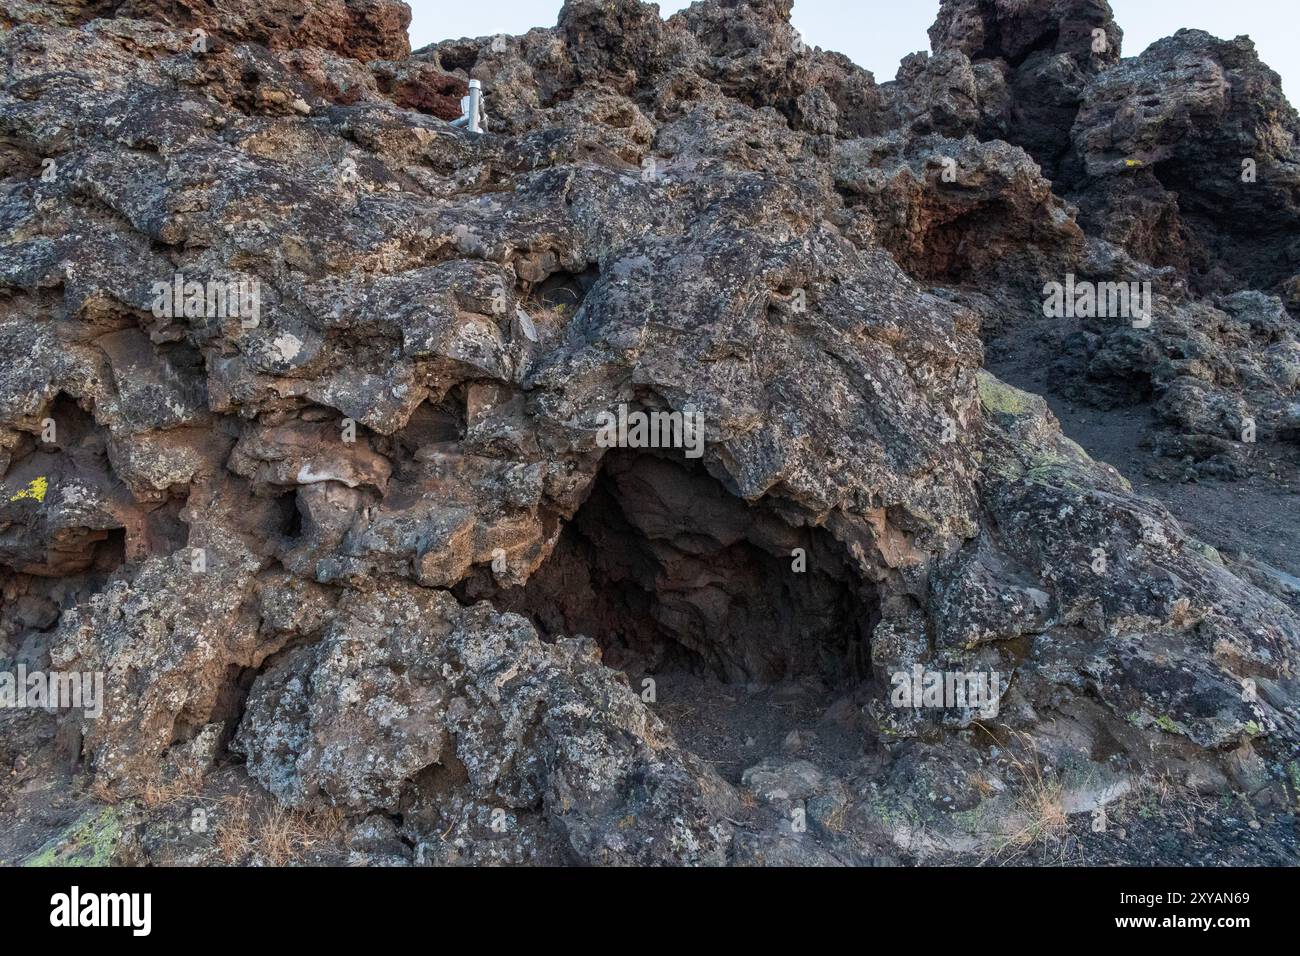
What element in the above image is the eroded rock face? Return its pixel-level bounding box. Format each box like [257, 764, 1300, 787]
[1, 0, 1297, 866]
[5, 0, 413, 60]
[929, 0, 1122, 181]
[231, 581, 736, 864]
[917, 0, 1300, 478]
[833, 131, 1083, 284]
[1069, 30, 1300, 293]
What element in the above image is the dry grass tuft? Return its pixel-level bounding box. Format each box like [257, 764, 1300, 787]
[139, 771, 205, 809]
[976, 728, 1071, 864]
[213, 793, 346, 866]
[214, 793, 253, 865]
[1113, 771, 1214, 834]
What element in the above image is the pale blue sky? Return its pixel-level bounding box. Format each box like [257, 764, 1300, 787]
[408, 0, 1297, 100]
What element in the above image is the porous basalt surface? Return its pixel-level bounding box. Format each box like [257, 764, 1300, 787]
[0, 0, 1297, 866]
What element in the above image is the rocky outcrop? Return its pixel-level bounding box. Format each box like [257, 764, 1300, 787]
[913, 0, 1300, 475]
[1, 0, 1298, 866]
[1068, 30, 1300, 294]
[232, 582, 737, 865]
[2, 0, 413, 60]
[929, 0, 1122, 181]
[833, 131, 1083, 284]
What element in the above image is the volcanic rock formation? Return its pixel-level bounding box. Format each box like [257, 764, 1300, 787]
[0, 0, 1297, 865]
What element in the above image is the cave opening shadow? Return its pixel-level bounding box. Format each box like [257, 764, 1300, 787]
[459, 450, 881, 693]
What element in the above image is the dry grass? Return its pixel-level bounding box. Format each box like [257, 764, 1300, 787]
[973, 727, 1071, 864]
[214, 793, 253, 865]
[971, 732, 1216, 864]
[212, 793, 346, 866]
[822, 800, 849, 834]
[139, 771, 205, 809]
[1112, 771, 1214, 834]
[970, 772, 998, 800]
[86, 767, 348, 865]
[87, 778, 120, 805]
[1005, 767, 1069, 853]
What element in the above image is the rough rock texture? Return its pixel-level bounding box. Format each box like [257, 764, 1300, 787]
[929, 0, 1122, 181]
[1, 0, 1298, 866]
[914, 0, 1300, 478]
[1069, 30, 1300, 293]
[833, 131, 1083, 285]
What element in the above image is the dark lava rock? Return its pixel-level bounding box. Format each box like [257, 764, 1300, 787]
[0, 0, 1297, 866]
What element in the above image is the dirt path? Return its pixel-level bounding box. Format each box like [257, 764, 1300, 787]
[988, 322, 1300, 584]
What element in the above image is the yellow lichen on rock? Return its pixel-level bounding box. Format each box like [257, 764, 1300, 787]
[8, 476, 47, 503]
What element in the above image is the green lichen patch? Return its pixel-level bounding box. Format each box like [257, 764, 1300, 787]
[977, 372, 1035, 417]
[21, 806, 122, 867]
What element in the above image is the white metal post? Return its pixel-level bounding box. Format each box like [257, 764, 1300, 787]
[467, 79, 483, 134]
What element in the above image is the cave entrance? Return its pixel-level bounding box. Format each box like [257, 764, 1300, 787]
[463, 450, 879, 687]
[460, 452, 883, 775]
[458, 451, 880, 771]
